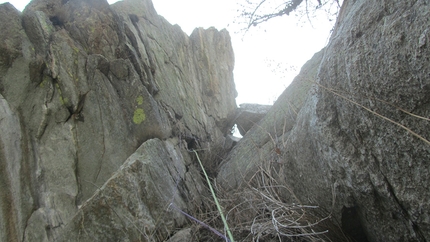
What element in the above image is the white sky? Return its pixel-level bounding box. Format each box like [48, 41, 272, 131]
[1, 0, 335, 105]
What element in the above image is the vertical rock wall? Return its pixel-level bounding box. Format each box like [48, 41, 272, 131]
[0, 0, 237, 240]
[218, 0, 430, 241]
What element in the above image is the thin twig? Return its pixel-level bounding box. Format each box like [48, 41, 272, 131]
[316, 82, 430, 146]
[168, 203, 229, 241]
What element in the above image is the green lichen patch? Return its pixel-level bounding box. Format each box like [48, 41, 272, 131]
[136, 96, 144, 105]
[39, 76, 49, 88]
[60, 96, 68, 105]
[133, 108, 146, 124]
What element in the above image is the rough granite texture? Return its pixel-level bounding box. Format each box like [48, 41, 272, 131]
[0, 0, 236, 241]
[218, 0, 430, 241]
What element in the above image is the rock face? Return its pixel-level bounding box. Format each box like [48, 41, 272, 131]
[0, 0, 236, 241]
[56, 138, 200, 241]
[235, 103, 272, 136]
[218, 0, 430, 241]
[2, 0, 430, 240]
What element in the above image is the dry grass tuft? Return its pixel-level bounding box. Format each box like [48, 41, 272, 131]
[187, 160, 346, 242]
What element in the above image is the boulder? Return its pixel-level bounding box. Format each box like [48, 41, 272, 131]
[0, 0, 236, 240]
[55, 138, 205, 241]
[218, 0, 430, 241]
[235, 103, 272, 136]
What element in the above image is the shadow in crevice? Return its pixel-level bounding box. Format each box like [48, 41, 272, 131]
[341, 206, 369, 242]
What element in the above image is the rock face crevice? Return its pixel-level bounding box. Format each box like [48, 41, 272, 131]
[218, 0, 430, 241]
[0, 0, 236, 241]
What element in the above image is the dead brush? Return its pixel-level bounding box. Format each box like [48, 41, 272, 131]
[171, 147, 348, 241]
[210, 162, 344, 242]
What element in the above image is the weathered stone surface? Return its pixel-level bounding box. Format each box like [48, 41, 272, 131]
[56, 138, 205, 241]
[218, 0, 430, 241]
[0, 5, 36, 242]
[0, 94, 33, 242]
[235, 103, 272, 136]
[0, 0, 236, 240]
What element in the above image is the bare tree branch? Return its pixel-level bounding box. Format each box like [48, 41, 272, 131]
[247, 0, 304, 28]
[239, 0, 343, 31]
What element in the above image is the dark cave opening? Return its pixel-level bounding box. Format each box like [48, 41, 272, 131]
[341, 206, 369, 242]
